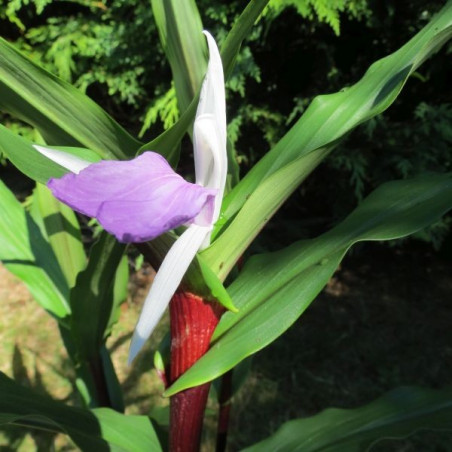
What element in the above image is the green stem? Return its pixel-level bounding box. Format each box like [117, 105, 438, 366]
[88, 354, 112, 408]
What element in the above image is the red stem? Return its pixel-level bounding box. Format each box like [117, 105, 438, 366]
[169, 291, 223, 452]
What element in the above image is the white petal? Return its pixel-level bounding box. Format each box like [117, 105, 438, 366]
[196, 31, 226, 139]
[128, 224, 212, 365]
[194, 31, 227, 191]
[33, 145, 92, 174]
[193, 115, 227, 226]
[193, 31, 228, 251]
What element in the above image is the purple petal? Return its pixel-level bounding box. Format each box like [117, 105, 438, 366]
[47, 152, 217, 243]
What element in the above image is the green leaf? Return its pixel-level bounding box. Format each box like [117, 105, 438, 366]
[0, 372, 161, 451]
[139, 0, 270, 160]
[107, 255, 129, 336]
[70, 233, 126, 360]
[165, 172, 452, 395]
[139, 95, 198, 165]
[0, 125, 101, 183]
[204, 2, 452, 277]
[63, 233, 126, 410]
[242, 386, 452, 451]
[186, 254, 238, 313]
[0, 37, 141, 160]
[151, 0, 206, 114]
[99, 345, 125, 413]
[92, 408, 161, 451]
[30, 183, 86, 288]
[0, 124, 66, 183]
[0, 179, 70, 318]
[57, 325, 101, 408]
[208, 147, 331, 280]
[221, 0, 270, 80]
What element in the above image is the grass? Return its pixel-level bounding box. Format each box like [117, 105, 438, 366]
[0, 242, 451, 450]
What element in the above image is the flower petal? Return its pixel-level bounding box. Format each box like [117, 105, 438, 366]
[193, 31, 228, 248]
[33, 145, 92, 174]
[47, 151, 217, 243]
[193, 115, 227, 228]
[128, 224, 212, 364]
[195, 31, 226, 144]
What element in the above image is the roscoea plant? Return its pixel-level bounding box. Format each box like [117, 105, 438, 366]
[35, 31, 228, 368]
[0, 1, 452, 451]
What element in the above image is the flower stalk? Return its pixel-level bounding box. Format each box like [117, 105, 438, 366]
[169, 291, 223, 452]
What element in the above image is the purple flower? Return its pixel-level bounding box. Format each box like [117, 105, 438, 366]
[34, 31, 228, 363]
[42, 151, 217, 243]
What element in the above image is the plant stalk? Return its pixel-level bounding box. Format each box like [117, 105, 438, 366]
[88, 354, 111, 408]
[215, 370, 233, 452]
[169, 291, 223, 452]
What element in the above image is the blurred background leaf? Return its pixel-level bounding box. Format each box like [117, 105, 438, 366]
[0, 179, 70, 318]
[243, 386, 452, 451]
[30, 183, 86, 288]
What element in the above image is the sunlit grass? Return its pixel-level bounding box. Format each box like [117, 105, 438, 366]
[0, 263, 168, 450]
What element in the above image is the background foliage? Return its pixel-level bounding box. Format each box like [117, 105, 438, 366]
[1, 0, 450, 249]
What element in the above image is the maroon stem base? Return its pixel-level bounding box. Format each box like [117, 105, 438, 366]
[169, 291, 223, 452]
[169, 383, 211, 452]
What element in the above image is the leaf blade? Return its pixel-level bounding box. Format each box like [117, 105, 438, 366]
[0, 37, 141, 159]
[0, 372, 161, 451]
[166, 172, 452, 394]
[31, 183, 86, 288]
[70, 233, 126, 360]
[151, 0, 206, 114]
[0, 179, 70, 318]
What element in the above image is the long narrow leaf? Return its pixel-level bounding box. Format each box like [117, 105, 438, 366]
[222, 2, 452, 219]
[70, 233, 126, 360]
[68, 233, 126, 410]
[222, 0, 270, 79]
[0, 125, 66, 183]
[0, 38, 141, 159]
[139, 0, 270, 157]
[151, 0, 206, 114]
[166, 172, 452, 394]
[203, 2, 452, 277]
[0, 125, 101, 183]
[210, 148, 330, 279]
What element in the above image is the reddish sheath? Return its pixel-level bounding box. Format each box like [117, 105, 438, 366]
[169, 291, 223, 452]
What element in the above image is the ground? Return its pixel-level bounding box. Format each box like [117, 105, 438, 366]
[0, 242, 451, 450]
